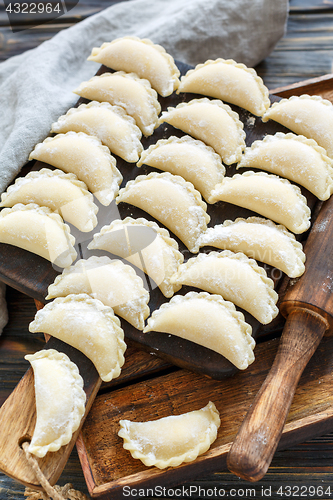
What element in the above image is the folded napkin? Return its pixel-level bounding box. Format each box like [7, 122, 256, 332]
[0, 0, 288, 333]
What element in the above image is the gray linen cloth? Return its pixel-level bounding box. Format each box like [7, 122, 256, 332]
[0, 0, 288, 333]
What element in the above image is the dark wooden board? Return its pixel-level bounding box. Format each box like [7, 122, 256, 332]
[0, 60, 312, 380]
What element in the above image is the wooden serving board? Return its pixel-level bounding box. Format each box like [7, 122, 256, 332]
[74, 74, 333, 498]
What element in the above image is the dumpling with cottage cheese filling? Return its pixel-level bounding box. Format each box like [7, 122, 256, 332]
[137, 135, 225, 202]
[144, 292, 255, 370]
[46, 256, 150, 330]
[87, 218, 184, 298]
[51, 102, 143, 163]
[198, 217, 306, 278]
[158, 98, 246, 165]
[209, 171, 311, 234]
[87, 36, 180, 97]
[177, 59, 270, 116]
[25, 349, 86, 458]
[171, 250, 278, 324]
[29, 132, 122, 206]
[73, 72, 161, 136]
[0, 203, 76, 268]
[118, 401, 220, 469]
[0, 169, 98, 232]
[29, 294, 126, 382]
[116, 172, 210, 253]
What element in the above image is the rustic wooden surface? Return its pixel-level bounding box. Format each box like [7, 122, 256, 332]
[2, 0, 333, 499]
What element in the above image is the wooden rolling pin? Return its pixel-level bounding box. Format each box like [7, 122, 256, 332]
[227, 196, 333, 482]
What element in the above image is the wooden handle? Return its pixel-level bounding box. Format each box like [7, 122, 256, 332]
[227, 308, 328, 481]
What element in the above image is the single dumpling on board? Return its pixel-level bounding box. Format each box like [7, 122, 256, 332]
[158, 98, 246, 165]
[87, 36, 180, 97]
[51, 102, 143, 163]
[29, 294, 127, 382]
[0, 203, 77, 268]
[73, 72, 161, 136]
[198, 217, 306, 278]
[209, 171, 311, 234]
[262, 94, 333, 158]
[177, 59, 270, 116]
[116, 172, 210, 253]
[87, 217, 184, 298]
[0, 168, 98, 232]
[144, 291, 255, 370]
[29, 132, 122, 206]
[137, 135, 225, 203]
[25, 349, 86, 458]
[171, 250, 278, 325]
[46, 256, 150, 330]
[118, 401, 220, 469]
[237, 132, 333, 201]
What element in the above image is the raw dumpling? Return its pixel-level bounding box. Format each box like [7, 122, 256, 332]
[29, 294, 126, 382]
[118, 401, 220, 469]
[198, 217, 305, 278]
[25, 349, 86, 458]
[143, 291, 255, 370]
[116, 172, 210, 253]
[29, 132, 122, 206]
[177, 59, 270, 116]
[0, 169, 98, 232]
[209, 171, 311, 234]
[237, 133, 333, 200]
[158, 98, 246, 165]
[88, 36, 180, 97]
[0, 203, 76, 268]
[51, 102, 143, 163]
[87, 217, 184, 298]
[171, 250, 278, 324]
[262, 95, 333, 158]
[46, 256, 150, 330]
[137, 135, 225, 202]
[73, 72, 161, 136]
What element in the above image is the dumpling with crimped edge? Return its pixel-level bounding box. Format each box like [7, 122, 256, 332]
[143, 291, 255, 370]
[116, 172, 210, 253]
[262, 95, 333, 158]
[198, 217, 306, 279]
[177, 59, 270, 116]
[237, 132, 333, 201]
[0, 168, 98, 232]
[0, 203, 76, 268]
[25, 349, 86, 458]
[87, 36, 180, 97]
[171, 250, 278, 324]
[29, 132, 122, 206]
[158, 98, 246, 165]
[118, 401, 220, 469]
[209, 171, 311, 234]
[46, 256, 149, 330]
[87, 217, 184, 298]
[137, 135, 225, 203]
[51, 102, 143, 163]
[29, 294, 126, 382]
[73, 72, 161, 136]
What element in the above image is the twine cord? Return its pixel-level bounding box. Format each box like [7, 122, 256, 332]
[22, 442, 88, 500]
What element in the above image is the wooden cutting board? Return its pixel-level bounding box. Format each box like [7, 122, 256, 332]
[75, 73, 333, 499]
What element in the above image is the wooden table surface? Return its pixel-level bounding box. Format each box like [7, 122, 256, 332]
[1, 0, 333, 499]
